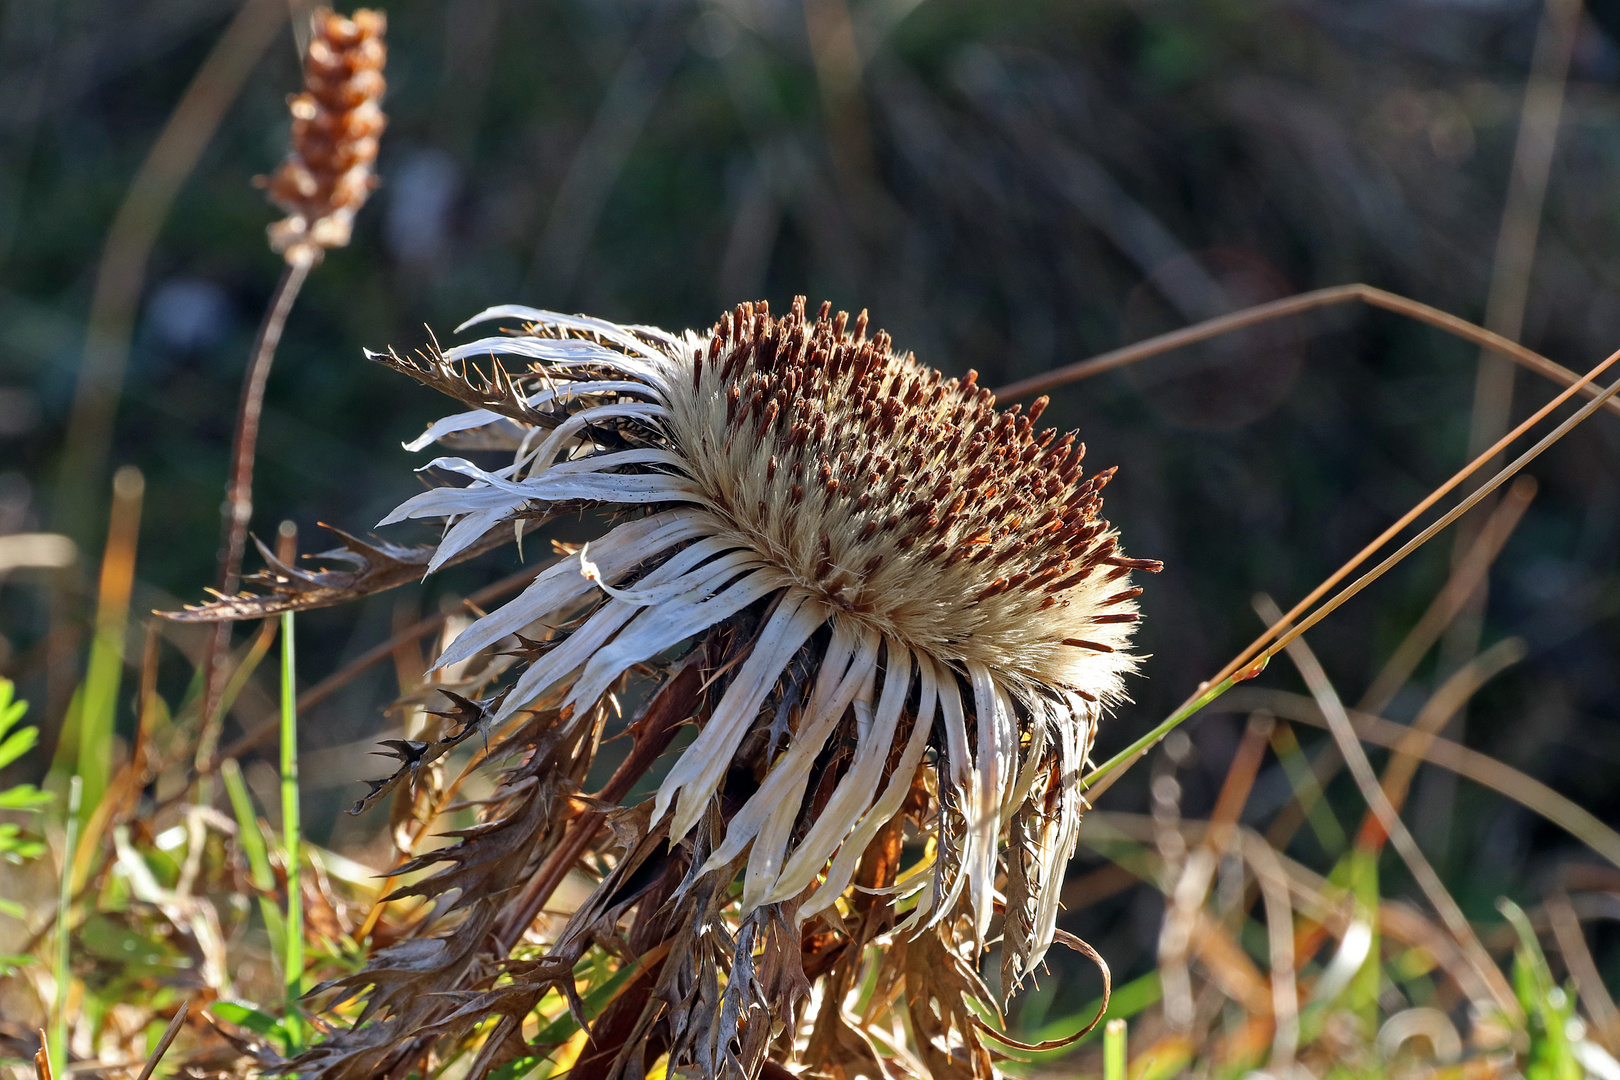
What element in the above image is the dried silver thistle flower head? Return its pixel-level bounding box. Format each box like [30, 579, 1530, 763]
[247, 297, 1159, 1079]
[379, 297, 1156, 959]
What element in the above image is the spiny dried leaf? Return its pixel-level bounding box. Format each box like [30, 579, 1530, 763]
[381, 775, 558, 904]
[161, 525, 431, 623]
[159, 521, 541, 623]
[369, 346, 564, 430]
[349, 688, 508, 815]
[1001, 799, 1043, 1002]
[906, 927, 998, 1080]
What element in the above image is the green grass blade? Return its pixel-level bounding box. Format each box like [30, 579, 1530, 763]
[53, 775, 82, 1077]
[280, 609, 303, 1052]
[1083, 661, 1263, 791]
[1104, 1018, 1127, 1080]
[221, 757, 286, 962]
[74, 466, 144, 816]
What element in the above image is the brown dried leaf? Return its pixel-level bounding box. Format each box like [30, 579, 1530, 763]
[370, 346, 563, 430]
[159, 520, 541, 623]
[906, 926, 997, 1080]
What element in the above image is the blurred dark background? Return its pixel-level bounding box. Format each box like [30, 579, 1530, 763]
[3, 0, 1620, 1027]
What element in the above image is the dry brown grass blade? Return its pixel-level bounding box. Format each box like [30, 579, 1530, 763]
[1360, 475, 1537, 717]
[1208, 713, 1271, 847]
[1085, 812, 1482, 999]
[32, 1030, 50, 1080]
[1266, 480, 1535, 854]
[1234, 368, 1620, 700]
[134, 1000, 190, 1080]
[1223, 687, 1620, 875]
[1464, 0, 1582, 468]
[1356, 636, 1525, 848]
[1242, 836, 1298, 1071]
[1257, 593, 1519, 1019]
[1546, 890, 1620, 1051]
[1083, 354, 1620, 803]
[1159, 713, 1271, 1030]
[1218, 360, 1620, 697]
[992, 283, 1620, 418]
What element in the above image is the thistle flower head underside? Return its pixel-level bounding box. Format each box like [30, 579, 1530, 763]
[377, 297, 1156, 981]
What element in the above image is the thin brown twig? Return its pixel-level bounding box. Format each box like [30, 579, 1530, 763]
[1265, 480, 1535, 854]
[1258, 372, 1620, 670]
[991, 283, 1620, 417]
[133, 1000, 190, 1080]
[1198, 356, 1620, 729]
[1361, 476, 1538, 717]
[1083, 362, 1620, 802]
[197, 249, 317, 773]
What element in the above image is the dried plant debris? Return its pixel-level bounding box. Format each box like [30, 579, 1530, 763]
[349, 688, 509, 815]
[160, 522, 536, 622]
[248, 298, 1155, 1080]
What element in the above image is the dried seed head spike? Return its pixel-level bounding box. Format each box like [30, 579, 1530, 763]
[262, 7, 388, 263]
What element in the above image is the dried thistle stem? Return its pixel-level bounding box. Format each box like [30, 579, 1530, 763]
[197, 250, 314, 768]
[198, 6, 386, 764]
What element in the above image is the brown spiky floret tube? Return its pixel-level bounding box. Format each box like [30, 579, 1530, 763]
[263, 8, 387, 262]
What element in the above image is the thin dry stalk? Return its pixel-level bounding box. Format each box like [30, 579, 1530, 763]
[1432, 0, 1583, 854]
[1157, 715, 1269, 1032]
[1361, 475, 1537, 716]
[1240, 836, 1298, 1072]
[1213, 359, 1620, 697]
[1225, 686, 1620, 875]
[197, 252, 315, 768]
[133, 1001, 189, 1080]
[992, 283, 1620, 418]
[1265, 479, 1534, 854]
[1258, 593, 1518, 1019]
[200, 6, 388, 765]
[1085, 812, 1483, 1008]
[1084, 354, 1620, 802]
[1546, 890, 1620, 1051]
[1464, 0, 1583, 468]
[1355, 636, 1525, 848]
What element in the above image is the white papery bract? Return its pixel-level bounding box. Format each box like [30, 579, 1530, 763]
[380, 297, 1153, 983]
